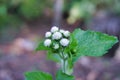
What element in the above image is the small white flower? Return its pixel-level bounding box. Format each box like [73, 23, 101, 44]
[44, 39, 51, 47]
[52, 32, 62, 40]
[53, 44, 59, 49]
[60, 29, 65, 33]
[60, 38, 69, 46]
[63, 31, 70, 37]
[45, 32, 52, 38]
[51, 26, 59, 33]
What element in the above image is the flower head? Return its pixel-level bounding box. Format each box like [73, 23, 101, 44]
[45, 32, 52, 38]
[52, 32, 62, 40]
[51, 26, 59, 33]
[60, 29, 65, 33]
[44, 26, 70, 49]
[63, 31, 70, 37]
[53, 44, 59, 49]
[60, 38, 70, 46]
[44, 39, 51, 47]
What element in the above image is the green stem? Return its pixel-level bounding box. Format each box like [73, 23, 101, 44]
[59, 51, 73, 75]
[60, 52, 66, 74]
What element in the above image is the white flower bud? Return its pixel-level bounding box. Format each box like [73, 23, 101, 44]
[63, 31, 70, 37]
[60, 38, 69, 46]
[44, 39, 51, 47]
[51, 26, 59, 33]
[52, 32, 62, 40]
[60, 29, 65, 33]
[45, 32, 52, 38]
[53, 44, 59, 49]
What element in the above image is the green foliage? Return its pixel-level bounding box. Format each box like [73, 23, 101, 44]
[56, 70, 74, 80]
[67, 0, 95, 24]
[0, 5, 8, 26]
[72, 29, 118, 62]
[28, 28, 118, 80]
[66, 0, 120, 24]
[24, 70, 74, 80]
[0, 0, 52, 29]
[0, 0, 20, 27]
[36, 40, 61, 62]
[25, 71, 53, 80]
[20, 0, 47, 19]
[0, 5, 7, 15]
[37, 28, 118, 63]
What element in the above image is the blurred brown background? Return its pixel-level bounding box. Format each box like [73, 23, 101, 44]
[0, 0, 120, 80]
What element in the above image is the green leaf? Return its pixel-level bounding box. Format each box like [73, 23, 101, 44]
[65, 34, 78, 53]
[47, 51, 61, 62]
[25, 71, 53, 80]
[72, 29, 118, 61]
[56, 70, 74, 80]
[35, 40, 50, 51]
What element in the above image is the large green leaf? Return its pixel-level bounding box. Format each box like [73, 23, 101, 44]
[25, 71, 53, 80]
[72, 29, 118, 61]
[56, 70, 74, 80]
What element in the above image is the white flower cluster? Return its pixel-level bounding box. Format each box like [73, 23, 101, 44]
[44, 26, 70, 49]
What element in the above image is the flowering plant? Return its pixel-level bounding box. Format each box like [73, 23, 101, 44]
[25, 26, 118, 80]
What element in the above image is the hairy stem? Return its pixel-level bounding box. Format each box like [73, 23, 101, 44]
[60, 52, 66, 73]
[62, 52, 65, 73]
[59, 52, 73, 75]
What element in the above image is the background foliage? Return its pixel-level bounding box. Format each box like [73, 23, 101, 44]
[65, 0, 120, 24]
[0, 0, 52, 27]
